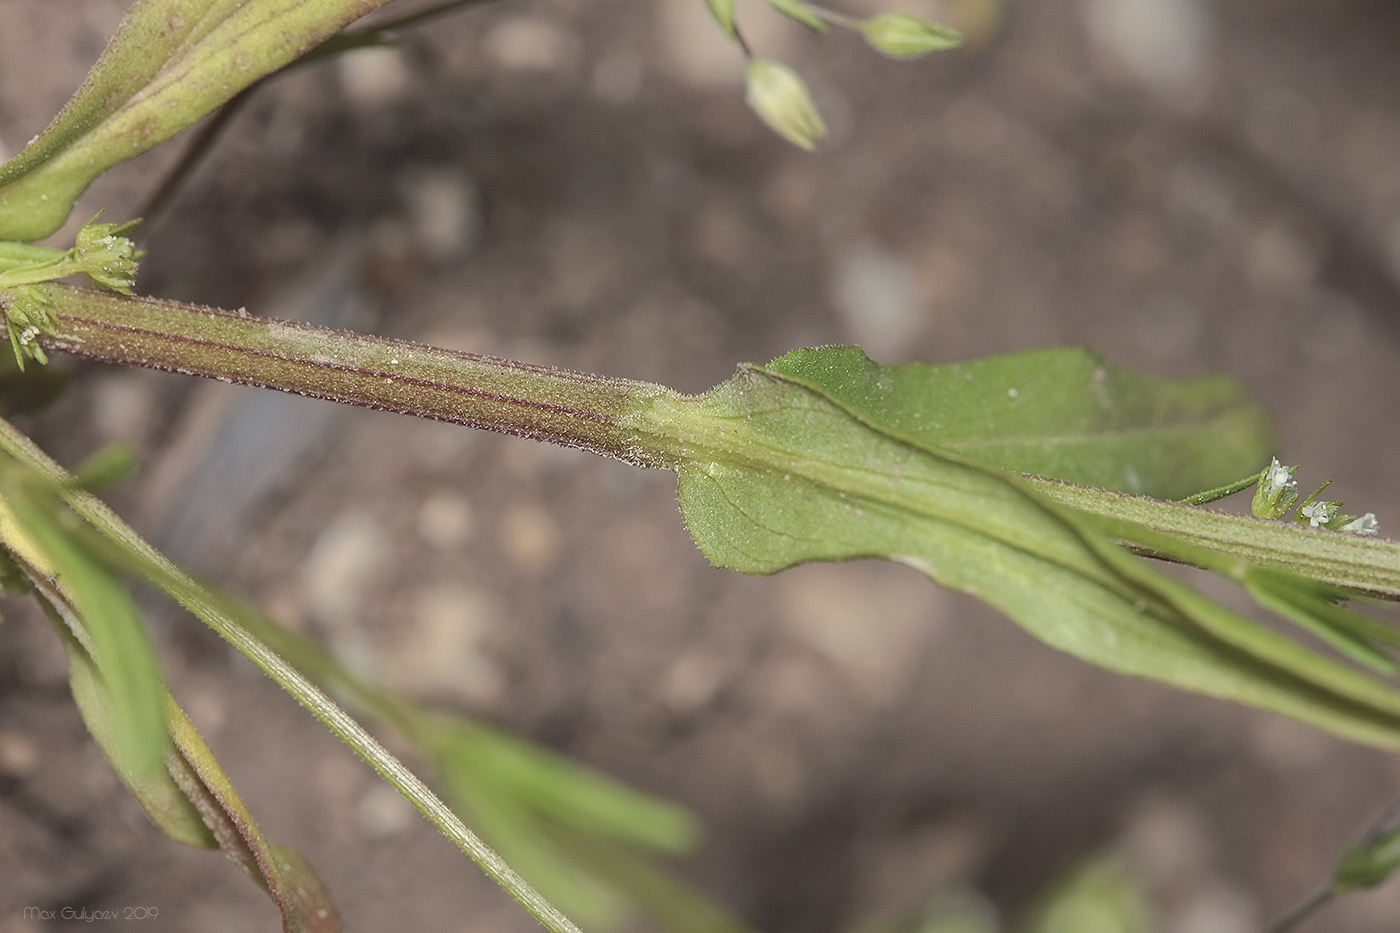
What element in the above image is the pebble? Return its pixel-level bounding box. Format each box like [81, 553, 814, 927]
[1167, 883, 1258, 933]
[1119, 791, 1214, 891]
[830, 243, 925, 363]
[302, 511, 391, 627]
[655, 0, 749, 89]
[499, 500, 561, 576]
[592, 50, 644, 104]
[399, 167, 482, 262]
[383, 582, 503, 703]
[1083, 0, 1213, 107]
[484, 17, 578, 73]
[0, 730, 38, 778]
[337, 45, 411, 108]
[657, 652, 726, 715]
[1245, 224, 1318, 298]
[88, 372, 157, 445]
[415, 490, 475, 550]
[775, 566, 937, 707]
[356, 782, 416, 839]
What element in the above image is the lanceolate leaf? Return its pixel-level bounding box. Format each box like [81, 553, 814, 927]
[648, 353, 1400, 749]
[0, 0, 394, 240]
[763, 346, 1273, 499]
[41, 594, 341, 932]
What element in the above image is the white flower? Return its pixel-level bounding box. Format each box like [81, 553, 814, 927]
[1340, 513, 1380, 536]
[1263, 457, 1296, 495]
[1300, 500, 1338, 527]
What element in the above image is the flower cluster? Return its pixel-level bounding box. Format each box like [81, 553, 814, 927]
[0, 214, 141, 368]
[702, 1, 963, 150]
[1252, 457, 1380, 537]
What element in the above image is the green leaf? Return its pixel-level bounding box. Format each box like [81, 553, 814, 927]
[0, 0, 397, 240]
[765, 0, 829, 33]
[46, 598, 343, 931]
[0, 416, 582, 933]
[1335, 828, 1400, 893]
[40, 594, 216, 849]
[648, 350, 1400, 749]
[703, 0, 738, 39]
[1023, 858, 1153, 933]
[763, 346, 1274, 499]
[0, 471, 167, 777]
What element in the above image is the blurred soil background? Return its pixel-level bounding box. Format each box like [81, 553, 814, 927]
[4, 0, 1400, 930]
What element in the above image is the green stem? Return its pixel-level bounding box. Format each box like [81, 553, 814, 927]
[1028, 477, 1400, 600]
[35, 283, 678, 466]
[22, 284, 1400, 601]
[0, 416, 582, 933]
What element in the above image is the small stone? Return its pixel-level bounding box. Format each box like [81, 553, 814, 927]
[356, 782, 415, 839]
[383, 582, 503, 703]
[1120, 791, 1214, 890]
[416, 490, 475, 550]
[400, 168, 482, 262]
[775, 564, 936, 705]
[337, 45, 411, 108]
[89, 372, 157, 444]
[1168, 883, 1258, 933]
[302, 512, 390, 627]
[657, 653, 726, 715]
[1246, 225, 1318, 298]
[592, 51, 644, 103]
[484, 17, 577, 72]
[0, 730, 38, 778]
[1083, 0, 1213, 107]
[500, 500, 561, 576]
[830, 243, 925, 361]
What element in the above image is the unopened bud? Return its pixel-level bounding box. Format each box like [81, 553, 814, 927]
[74, 216, 142, 293]
[862, 12, 963, 59]
[745, 59, 827, 151]
[703, 0, 737, 39]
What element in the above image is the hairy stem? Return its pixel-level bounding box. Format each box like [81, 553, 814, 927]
[20, 285, 1400, 601]
[35, 283, 678, 466]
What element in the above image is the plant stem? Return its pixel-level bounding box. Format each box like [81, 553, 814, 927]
[35, 283, 679, 467]
[0, 416, 583, 933]
[23, 284, 1400, 600]
[1027, 476, 1400, 600]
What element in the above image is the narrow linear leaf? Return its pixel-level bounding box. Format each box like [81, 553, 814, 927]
[164, 701, 342, 932]
[0, 473, 167, 776]
[38, 589, 340, 931]
[36, 590, 214, 849]
[0, 417, 582, 933]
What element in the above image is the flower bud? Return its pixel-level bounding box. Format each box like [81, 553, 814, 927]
[745, 59, 827, 151]
[75, 217, 142, 293]
[766, 0, 828, 33]
[704, 0, 737, 39]
[1251, 457, 1298, 519]
[0, 284, 56, 369]
[1339, 512, 1380, 536]
[862, 12, 963, 60]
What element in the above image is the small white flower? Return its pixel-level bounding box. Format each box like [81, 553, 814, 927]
[1300, 500, 1338, 527]
[1263, 457, 1296, 495]
[1340, 513, 1380, 536]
